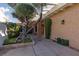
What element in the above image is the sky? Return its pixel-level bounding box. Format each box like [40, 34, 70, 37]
[0, 3, 57, 23]
[0, 3, 20, 23]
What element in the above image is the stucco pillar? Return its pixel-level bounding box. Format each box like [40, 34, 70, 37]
[37, 21, 44, 38]
[37, 22, 42, 37]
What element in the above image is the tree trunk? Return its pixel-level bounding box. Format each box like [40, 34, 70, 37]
[20, 4, 43, 42]
[26, 3, 43, 34]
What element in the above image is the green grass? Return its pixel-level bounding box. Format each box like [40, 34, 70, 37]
[3, 37, 32, 45]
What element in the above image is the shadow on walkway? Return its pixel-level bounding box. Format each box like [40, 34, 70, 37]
[1, 35, 79, 56]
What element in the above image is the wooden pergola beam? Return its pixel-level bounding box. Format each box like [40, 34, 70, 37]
[46, 3, 57, 5]
[43, 10, 49, 11]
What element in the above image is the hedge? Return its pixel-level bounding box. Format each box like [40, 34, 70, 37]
[57, 37, 69, 46]
[45, 17, 52, 39]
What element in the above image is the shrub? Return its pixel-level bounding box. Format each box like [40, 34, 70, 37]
[45, 17, 52, 39]
[56, 37, 69, 46]
[64, 40, 69, 46]
[61, 39, 65, 45]
[7, 22, 20, 38]
[57, 37, 62, 44]
[3, 37, 32, 45]
[3, 38, 16, 45]
[23, 38, 32, 43]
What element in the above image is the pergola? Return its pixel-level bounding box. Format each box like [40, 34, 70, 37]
[31, 3, 59, 21]
[8, 3, 63, 21]
[42, 3, 58, 14]
[32, 3, 66, 20]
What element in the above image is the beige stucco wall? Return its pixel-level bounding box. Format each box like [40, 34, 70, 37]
[50, 4, 79, 50]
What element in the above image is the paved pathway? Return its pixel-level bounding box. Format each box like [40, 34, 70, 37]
[33, 39, 79, 56]
[2, 39, 79, 56]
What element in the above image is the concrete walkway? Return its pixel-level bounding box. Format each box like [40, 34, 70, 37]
[2, 39, 79, 56]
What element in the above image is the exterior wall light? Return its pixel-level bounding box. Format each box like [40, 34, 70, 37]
[61, 20, 65, 24]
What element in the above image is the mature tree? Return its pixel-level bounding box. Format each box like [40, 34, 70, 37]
[26, 3, 46, 34]
[8, 3, 46, 42]
[9, 4, 36, 42]
[13, 4, 35, 22]
[9, 3, 46, 22]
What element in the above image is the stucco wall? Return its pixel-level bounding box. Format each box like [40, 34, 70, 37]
[50, 4, 79, 50]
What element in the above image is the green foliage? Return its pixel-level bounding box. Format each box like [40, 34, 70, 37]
[57, 37, 62, 44]
[45, 17, 52, 39]
[3, 38, 16, 45]
[57, 37, 69, 46]
[7, 22, 20, 38]
[14, 4, 35, 20]
[23, 37, 32, 43]
[63, 40, 69, 46]
[3, 37, 32, 45]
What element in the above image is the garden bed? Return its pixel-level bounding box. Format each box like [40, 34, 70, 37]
[3, 37, 32, 45]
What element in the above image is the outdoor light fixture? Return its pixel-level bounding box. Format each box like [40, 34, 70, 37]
[61, 20, 65, 24]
